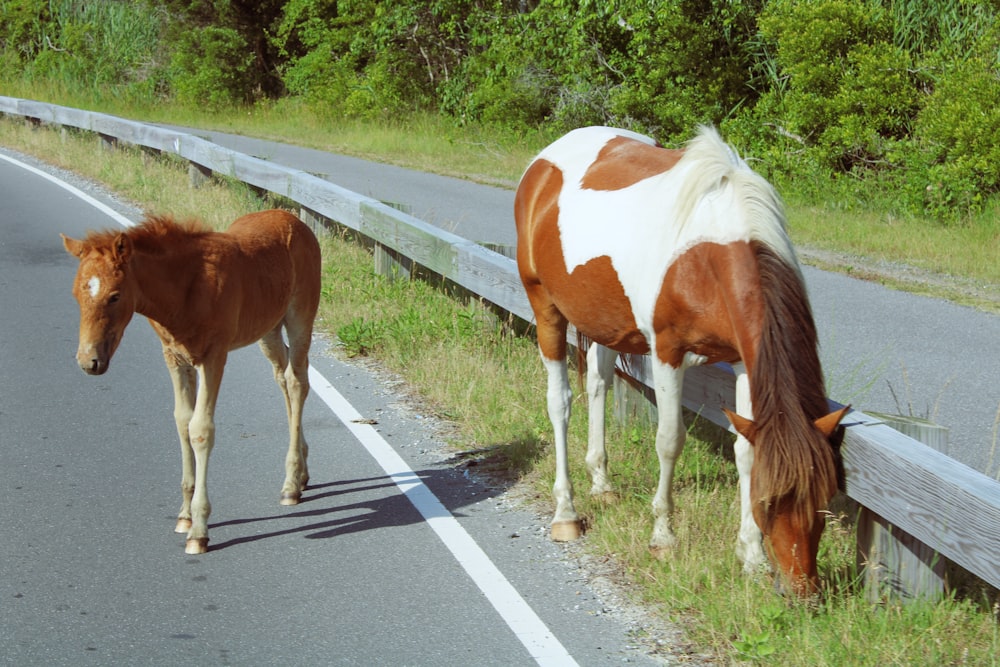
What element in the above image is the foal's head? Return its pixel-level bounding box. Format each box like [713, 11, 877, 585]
[62, 231, 138, 375]
[726, 405, 850, 596]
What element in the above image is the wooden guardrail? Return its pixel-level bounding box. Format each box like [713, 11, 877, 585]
[3, 97, 997, 598]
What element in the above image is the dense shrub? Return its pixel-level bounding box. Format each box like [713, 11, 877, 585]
[0, 0, 163, 92]
[169, 27, 255, 108]
[905, 37, 1000, 220]
[608, 0, 763, 139]
[2, 0, 999, 220]
[757, 0, 920, 173]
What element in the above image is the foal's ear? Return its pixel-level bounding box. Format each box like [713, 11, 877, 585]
[112, 232, 132, 262]
[723, 408, 756, 441]
[814, 405, 851, 438]
[61, 234, 85, 258]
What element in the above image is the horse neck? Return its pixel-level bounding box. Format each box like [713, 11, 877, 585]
[128, 240, 205, 328]
[746, 242, 835, 527]
[747, 242, 826, 419]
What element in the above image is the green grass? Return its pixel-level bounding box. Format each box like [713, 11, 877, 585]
[3, 112, 999, 666]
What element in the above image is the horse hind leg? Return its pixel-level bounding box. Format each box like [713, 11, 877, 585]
[585, 343, 617, 501]
[259, 325, 311, 506]
[183, 357, 225, 555]
[543, 353, 580, 541]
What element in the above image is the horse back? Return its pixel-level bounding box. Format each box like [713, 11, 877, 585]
[515, 126, 773, 367]
[221, 210, 321, 345]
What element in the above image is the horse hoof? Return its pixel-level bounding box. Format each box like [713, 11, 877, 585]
[649, 545, 671, 560]
[175, 518, 192, 534]
[591, 490, 618, 504]
[550, 520, 583, 542]
[185, 538, 208, 555]
[280, 492, 301, 506]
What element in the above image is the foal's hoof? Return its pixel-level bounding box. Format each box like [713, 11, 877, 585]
[175, 518, 192, 534]
[279, 492, 301, 506]
[550, 520, 583, 542]
[185, 537, 209, 555]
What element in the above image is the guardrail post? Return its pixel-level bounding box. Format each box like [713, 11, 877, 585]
[613, 356, 658, 427]
[98, 132, 117, 152]
[299, 206, 330, 237]
[188, 161, 212, 188]
[856, 413, 950, 603]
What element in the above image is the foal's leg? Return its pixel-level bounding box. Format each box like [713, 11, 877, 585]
[585, 343, 617, 500]
[184, 355, 226, 555]
[259, 325, 311, 505]
[163, 353, 197, 535]
[732, 363, 767, 571]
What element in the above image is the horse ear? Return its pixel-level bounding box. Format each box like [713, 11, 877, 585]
[814, 405, 851, 438]
[723, 408, 756, 441]
[112, 233, 132, 262]
[62, 234, 85, 258]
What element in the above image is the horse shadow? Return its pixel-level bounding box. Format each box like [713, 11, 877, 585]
[200, 441, 542, 551]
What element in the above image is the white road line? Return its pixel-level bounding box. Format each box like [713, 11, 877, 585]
[308, 370, 579, 667]
[0, 151, 136, 229]
[8, 150, 580, 667]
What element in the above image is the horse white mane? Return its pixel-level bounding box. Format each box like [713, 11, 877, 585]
[674, 126, 801, 276]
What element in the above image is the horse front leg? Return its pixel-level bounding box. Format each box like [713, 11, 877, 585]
[585, 343, 617, 500]
[259, 328, 310, 505]
[164, 353, 197, 536]
[732, 363, 767, 572]
[183, 355, 225, 555]
[542, 354, 580, 541]
[648, 352, 706, 557]
[647, 360, 686, 556]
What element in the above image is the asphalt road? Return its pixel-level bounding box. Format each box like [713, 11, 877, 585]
[158, 125, 1000, 476]
[0, 151, 684, 665]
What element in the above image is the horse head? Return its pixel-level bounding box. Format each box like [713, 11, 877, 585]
[725, 405, 850, 596]
[62, 231, 137, 375]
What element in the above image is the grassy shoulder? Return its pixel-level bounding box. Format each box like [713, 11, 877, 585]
[3, 114, 998, 666]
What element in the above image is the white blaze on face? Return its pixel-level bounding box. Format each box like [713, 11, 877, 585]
[87, 276, 101, 299]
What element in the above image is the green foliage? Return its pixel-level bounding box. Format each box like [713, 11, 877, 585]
[159, 0, 288, 99]
[337, 316, 384, 357]
[608, 0, 763, 138]
[0, 0, 165, 94]
[0, 0, 52, 61]
[3, 0, 1000, 219]
[757, 1, 920, 172]
[733, 630, 777, 662]
[169, 26, 255, 108]
[903, 24, 1000, 221]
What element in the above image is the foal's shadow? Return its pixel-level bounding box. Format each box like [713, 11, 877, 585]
[205, 468, 493, 552]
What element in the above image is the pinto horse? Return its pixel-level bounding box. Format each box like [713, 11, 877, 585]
[62, 209, 322, 555]
[514, 126, 849, 596]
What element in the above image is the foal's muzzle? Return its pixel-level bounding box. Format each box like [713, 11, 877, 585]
[77, 342, 111, 375]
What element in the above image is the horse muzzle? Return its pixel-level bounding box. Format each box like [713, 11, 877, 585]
[76, 341, 112, 375]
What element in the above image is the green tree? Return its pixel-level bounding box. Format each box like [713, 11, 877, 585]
[161, 0, 288, 103]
